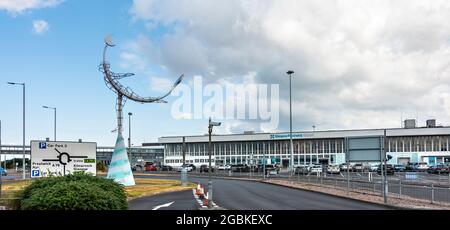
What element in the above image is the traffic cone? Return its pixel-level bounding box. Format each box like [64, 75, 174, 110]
[199, 186, 205, 198]
[196, 183, 202, 195]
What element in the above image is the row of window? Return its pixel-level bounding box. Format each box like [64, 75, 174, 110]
[388, 136, 450, 152]
[165, 139, 345, 157]
[165, 136, 450, 157]
[166, 154, 340, 165]
[165, 159, 212, 164]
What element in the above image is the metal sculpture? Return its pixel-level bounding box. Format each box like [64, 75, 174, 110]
[100, 36, 184, 186]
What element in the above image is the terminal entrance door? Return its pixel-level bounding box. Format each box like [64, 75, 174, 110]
[282, 159, 289, 168]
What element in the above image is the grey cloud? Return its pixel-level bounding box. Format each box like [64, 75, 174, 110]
[126, 0, 450, 132]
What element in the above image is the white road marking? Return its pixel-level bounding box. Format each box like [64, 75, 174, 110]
[152, 201, 174, 210]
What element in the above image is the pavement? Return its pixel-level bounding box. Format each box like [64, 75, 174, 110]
[131, 174, 390, 210]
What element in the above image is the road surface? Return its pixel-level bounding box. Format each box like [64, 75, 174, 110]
[131, 175, 390, 210]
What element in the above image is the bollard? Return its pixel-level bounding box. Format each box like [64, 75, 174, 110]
[373, 182, 376, 194]
[398, 180, 402, 199]
[431, 184, 435, 204]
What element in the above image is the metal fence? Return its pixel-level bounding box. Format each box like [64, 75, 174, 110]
[150, 169, 450, 205]
[280, 173, 450, 205]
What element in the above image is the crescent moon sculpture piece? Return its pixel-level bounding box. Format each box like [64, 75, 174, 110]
[99, 36, 184, 186]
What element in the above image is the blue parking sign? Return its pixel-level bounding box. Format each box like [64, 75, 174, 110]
[32, 170, 40, 177]
[39, 142, 47, 149]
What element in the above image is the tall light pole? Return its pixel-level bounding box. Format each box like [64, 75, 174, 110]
[286, 70, 295, 173]
[208, 117, 221, 209]
[43, 106, 56, 141]
[7, 82, 26, 179]
[128, 112, 133, 164]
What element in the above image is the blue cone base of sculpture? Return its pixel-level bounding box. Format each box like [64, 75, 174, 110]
[107, 132, 135, 186]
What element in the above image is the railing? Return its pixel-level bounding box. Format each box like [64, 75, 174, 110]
[147, 168, 450, 205]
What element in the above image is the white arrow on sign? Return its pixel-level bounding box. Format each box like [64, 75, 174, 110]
[152, 201, 174, 210]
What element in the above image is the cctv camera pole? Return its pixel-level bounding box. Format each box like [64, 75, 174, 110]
[287, 70, 295, 174]
[380, 130, 387, 204]
[208, 119, 213, 209]
[208, 118, 221, 209]
[128, 112, 132, 164]
[181, 136, 187, 186]
[383, 129, 388, 204]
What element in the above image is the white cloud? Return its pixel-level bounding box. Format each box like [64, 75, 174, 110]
[128, 0, 450, 132]
[150, 76, 172, 93]
[32, 19, 49, 34]
[0, 0, 62, 14]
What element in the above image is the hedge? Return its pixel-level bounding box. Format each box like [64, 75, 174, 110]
[20, 172, 127, 210]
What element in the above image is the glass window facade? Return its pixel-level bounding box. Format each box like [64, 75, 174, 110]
[162, 135, 450, 166]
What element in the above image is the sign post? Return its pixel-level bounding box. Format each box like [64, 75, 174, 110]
[347, 136, 384, 198]
[30, 141, 97, 178]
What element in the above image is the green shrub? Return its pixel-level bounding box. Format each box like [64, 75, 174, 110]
[20, 172, 127, 210]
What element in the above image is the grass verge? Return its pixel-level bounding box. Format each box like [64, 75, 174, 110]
[126, 178, 195, 201]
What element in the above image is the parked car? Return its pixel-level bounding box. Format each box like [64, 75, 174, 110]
[231, 164, 250, 172]
[264, 164, 280, 174]
[160, 165, 173, 171]
[199, 164, 214, 173]
[131, 164, 144, 172]
[327, 164, 340, 174]
[414, 162, 429, 171]
[405, 162, 416, 171]
[217, 165, 232, 170]
[310, 164, 323, 174]
[295, 165, 309, 175]
[427, 164, 449, 174]
[177, 164, 196, 172]
[339, 163, 352, 171]
[145, 163, 158, 171]
[369, 163, 380, 172]
[0, 167, 7, 176]
[377, 164, 395, 175]
[352, 163, 365, 172]
[394, 164, 406, 172]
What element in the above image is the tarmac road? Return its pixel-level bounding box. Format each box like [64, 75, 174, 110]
[129, 189, 199, 210]
[132, 174, 390, 210]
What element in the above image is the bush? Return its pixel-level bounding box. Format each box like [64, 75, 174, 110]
[20, 172, 127, 210]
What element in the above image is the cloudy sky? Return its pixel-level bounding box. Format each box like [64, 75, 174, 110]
[1, 0, 450, 146]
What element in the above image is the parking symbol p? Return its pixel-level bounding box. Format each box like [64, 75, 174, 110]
[32, 170, 40, 177]
[39, 142, 47, 149]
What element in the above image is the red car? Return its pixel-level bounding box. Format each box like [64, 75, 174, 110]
[145, 163, 157, 171]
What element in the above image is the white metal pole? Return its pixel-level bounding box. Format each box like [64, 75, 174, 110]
[22, 84, 26, 180]
[54, 108, 56, 141]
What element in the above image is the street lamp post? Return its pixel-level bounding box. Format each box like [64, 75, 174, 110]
[286, 70, 295, 173]
[43, 106, 56, 141]
[7, 82, 26, 180]
[128, 112, 132, 164]
[208, 117, 221, 209]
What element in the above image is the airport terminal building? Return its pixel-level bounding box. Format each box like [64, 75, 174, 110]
[151, 120, 450, 168]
